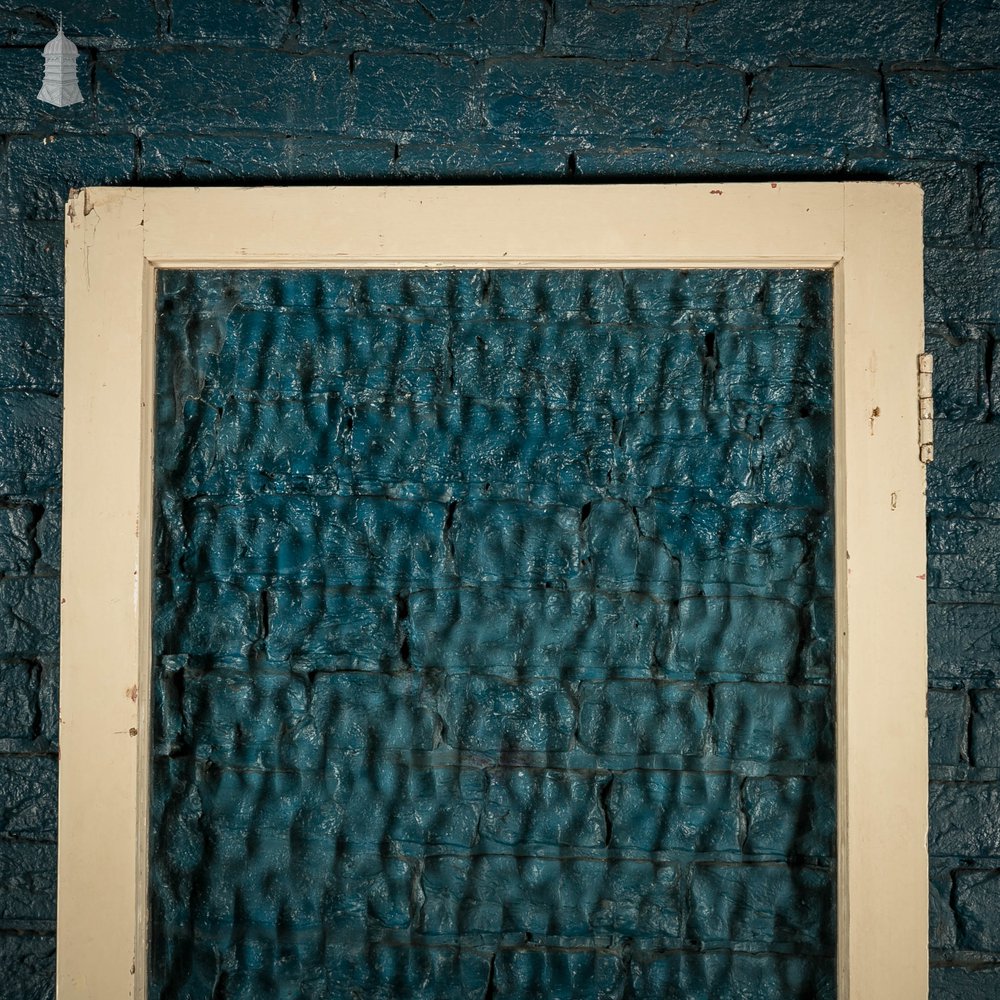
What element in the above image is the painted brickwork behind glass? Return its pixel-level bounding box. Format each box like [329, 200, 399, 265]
[149, 268, 835, 999]
[0, 3, 997, 995]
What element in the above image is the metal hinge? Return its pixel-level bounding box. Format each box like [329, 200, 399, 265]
[918, 353, 934, 463]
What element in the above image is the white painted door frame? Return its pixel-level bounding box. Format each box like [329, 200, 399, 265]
[57, 183, 928, 999]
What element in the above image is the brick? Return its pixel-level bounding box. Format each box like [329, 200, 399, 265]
[262, 583, 397, 669]
[151, 663, 180, 757]
[161, 298, 450, 401]
[0, 579, 59, 657]
[582, 499, 684, 593]
[418, 854, 683, 941]
[0, 503, 39, 574]
[0, 309, 61, 392]
[387, 767, 485, 850]
[161, 667, 317, 767]
[926, 247, 1000, 326]
[631, 950, 835, 1000]
[931, 863, 957, 951]
[938, 0, 1000, 65]
[446, 317, 763, 411]
[0, 226, 62, 303]
[159, 495, 448, 586]
[803, 597, 835, 680]
[0, 6, 992, 990]
[577, 680, 709, 756]
[311, 672, 438, 752]
[928, 601, 1000, 686]
[749, 68, 885, 152]
[154, 755, 273, 838]
[320, 944, 492, 999]
[0, 1, 162, 46]
[889, 70, 1000, 159]
[929, 782, 1000, 857]
[955, 868, 1000, 951]
[689, 863, 833, 948]
[619, 404, 830, 505]
[97, 50, 349, 134]
[0, 841, 56, 929]
[667, 597, 803, 681]
[623, 457, 833, 543]
[479, 768, 605, 849]
[931, 965, 1000, 1000]
[686, 0, 936, 69]
[6, 134, 134, 221]
[573, 145, 837, 179]
[157, 750, 481, 852]
[980, 165, 1000, 247]
[0, 392, 62, 494]
[169, 0, 291, 44]
[926, 326, 991, 422]
[406, 587, 671, 680]
[0, 757, 56, 841]
[929, 517, 1000, 600]
[545, 0, 685, 59]
[450, 499, 583, 585]
[391, 140, 568, 178]
[713, 683, 833, 763]
[152, 579, 260, 657]
[35, 658, 57, 750]
[607, 770, 741, 852]
[717, 314, 834, 393]
[743, 775, 836, 858]
[218, 267, 815, 333]
[971, 690, 1000, 767]
[324, 854, 419, 934]
[298, 0, 545, 57]
[495, 949, 626, 998]
[327, 853, 416, 931]
[0, 932, 55, 1000]
[33, 497, 58, 573]
[928, 418, 1000, 518]
[139, 135, 397, 183]
[929, 688, 969, 766]
[440, 675, 576, 753]
[159, 830, 415, 935]
[159, 397, 616, 496]
[350, 54, 477, 137]
[0, 660, 40, 742]
[165, 273, 658, 401]
[483, 60, 744, 143]
[456, 318, 708, 404]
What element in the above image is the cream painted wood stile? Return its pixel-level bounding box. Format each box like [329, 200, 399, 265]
[57, 183, 928, 1000]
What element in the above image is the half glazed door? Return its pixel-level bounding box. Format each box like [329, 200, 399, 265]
[56, 184, 928, 1000]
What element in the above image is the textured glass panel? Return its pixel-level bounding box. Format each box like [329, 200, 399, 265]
[150, 269, 836, 1000]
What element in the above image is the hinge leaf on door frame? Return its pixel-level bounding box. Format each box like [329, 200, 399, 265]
[918, 353, 934, 463]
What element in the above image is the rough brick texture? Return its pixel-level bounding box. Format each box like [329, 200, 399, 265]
[148, 269, 835, 999]
[0, 0, 996, 995]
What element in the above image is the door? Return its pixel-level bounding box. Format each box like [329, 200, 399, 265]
[56, 184, 928, 999]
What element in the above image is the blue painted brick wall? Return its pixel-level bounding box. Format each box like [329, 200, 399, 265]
[147, 269, 836, 998]
[0, 1, 997, 996]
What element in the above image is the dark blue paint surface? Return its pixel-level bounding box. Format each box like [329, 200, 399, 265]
[149, 268, 835, 998]
[0, 5, 997, 995]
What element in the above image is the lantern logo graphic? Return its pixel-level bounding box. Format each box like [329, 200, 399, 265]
[38, 17, 83, 107]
